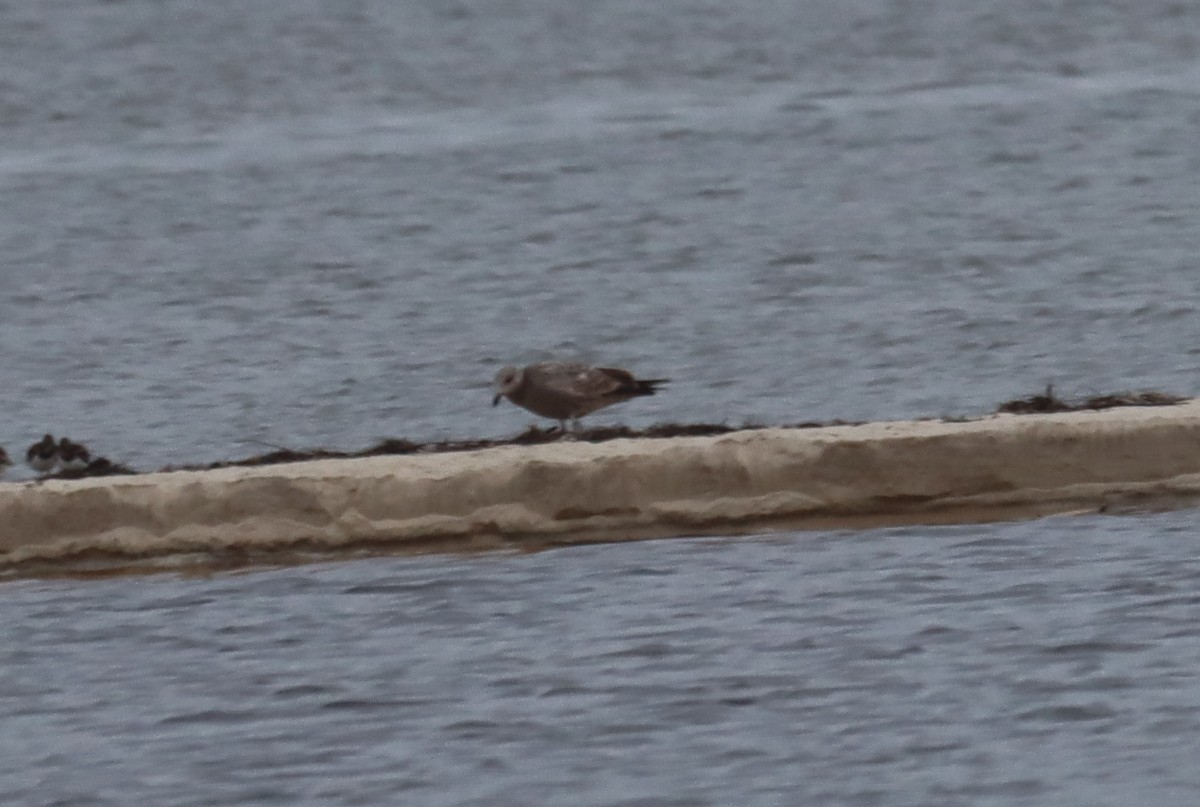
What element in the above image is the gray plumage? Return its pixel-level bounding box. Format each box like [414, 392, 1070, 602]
[492, 362, 668, 429]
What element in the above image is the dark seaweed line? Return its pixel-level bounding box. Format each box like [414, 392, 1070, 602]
[36, 389, 1190, 480]
[995, 386, 1188, 415]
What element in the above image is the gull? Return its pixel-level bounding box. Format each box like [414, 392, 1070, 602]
[0, 447, 10, 478]
[492, 361, 668, 430]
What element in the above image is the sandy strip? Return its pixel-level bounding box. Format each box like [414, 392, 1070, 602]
[3, 401, 1200, 574]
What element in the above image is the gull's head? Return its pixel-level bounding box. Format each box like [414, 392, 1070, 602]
[493, 365, 522, 405]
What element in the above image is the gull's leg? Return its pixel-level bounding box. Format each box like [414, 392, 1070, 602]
[557, 418, 579, 440]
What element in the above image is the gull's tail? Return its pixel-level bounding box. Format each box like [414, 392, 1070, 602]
[632, 377, 669, 396]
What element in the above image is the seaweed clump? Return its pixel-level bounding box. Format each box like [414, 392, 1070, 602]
[997, 385, 1187, 415]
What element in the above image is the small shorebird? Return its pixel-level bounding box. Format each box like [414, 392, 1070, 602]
[26, 434, 58, 474]
[0, 447, 11, 477]
[58, 438, 91, 471]
[493, 361, 668, 430]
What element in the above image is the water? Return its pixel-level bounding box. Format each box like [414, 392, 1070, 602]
[4, 1, 1200, 467]
[4, 0, 1200, 802]
[5, 511, 1200, 805]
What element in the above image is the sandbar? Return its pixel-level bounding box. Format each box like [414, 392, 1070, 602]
[3, 401, 1200, 576]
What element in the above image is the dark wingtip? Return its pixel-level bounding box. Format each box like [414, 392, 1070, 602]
[492, 393, 502, 407]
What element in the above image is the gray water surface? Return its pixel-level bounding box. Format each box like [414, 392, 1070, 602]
[3, 0, 1200, 467]
[5, 512, 1200, 805]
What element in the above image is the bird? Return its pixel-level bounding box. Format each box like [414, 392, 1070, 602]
[26, 434, 58, 474]
[0, 447, 11, 478]
[57, 438, 91, 472]
[492, 361, 668, 430]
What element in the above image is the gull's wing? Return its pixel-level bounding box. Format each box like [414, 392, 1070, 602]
[527, 362, 630, 399]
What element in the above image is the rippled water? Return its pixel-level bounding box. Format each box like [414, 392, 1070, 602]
[5, 1, 1200, 468]
[5, 511, 1200, 805]
[4, 0, 1200, 803]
